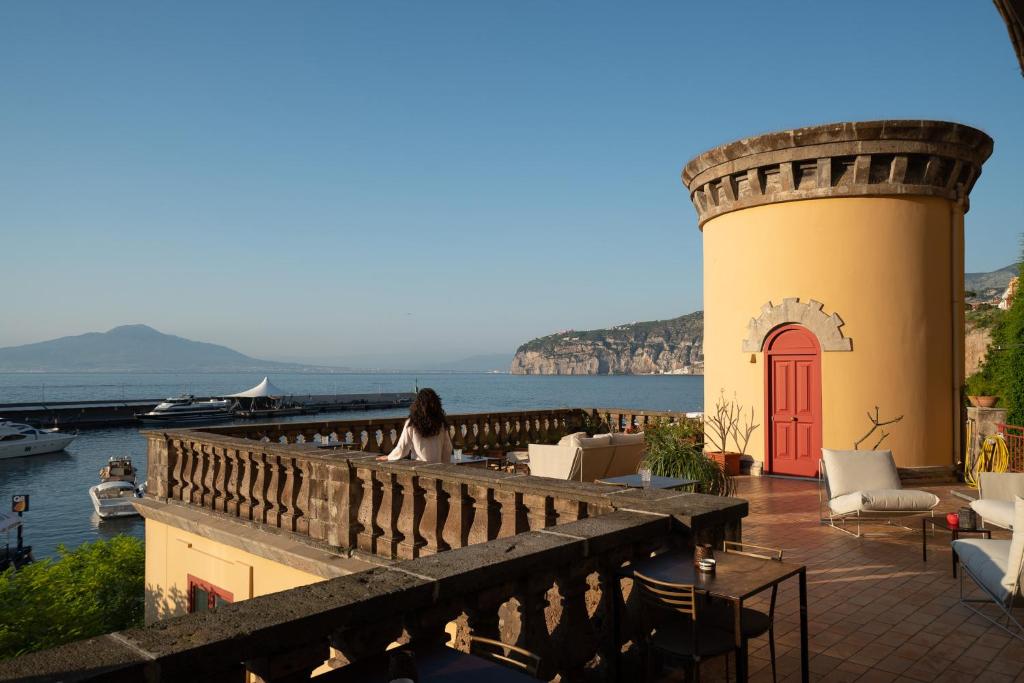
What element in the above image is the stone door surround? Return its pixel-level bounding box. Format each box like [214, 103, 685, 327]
[742, 298, 852, 352]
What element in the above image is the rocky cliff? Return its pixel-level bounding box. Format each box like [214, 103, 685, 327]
[510, 312, 703, 375]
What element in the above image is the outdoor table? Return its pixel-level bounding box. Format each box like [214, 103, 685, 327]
[595, 474, 699, 491]
[318, 642, 538, 682]
[450, 455, 495, 467]
[623, 549, 808, 683]
[922, 517, 992, 577]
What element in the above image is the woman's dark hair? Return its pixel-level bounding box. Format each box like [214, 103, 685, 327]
[408, 388, 446, 438]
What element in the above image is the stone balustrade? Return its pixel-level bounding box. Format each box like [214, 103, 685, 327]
[2, 488, 746, 683]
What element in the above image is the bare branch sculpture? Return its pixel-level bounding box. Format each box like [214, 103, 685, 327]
[704, 391, 739, 453]
[853, 406, 904, 450]
[731, 405, 760, 456]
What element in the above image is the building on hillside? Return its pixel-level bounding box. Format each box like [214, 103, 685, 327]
[682, 120, 992, 474]
[999, 275, 1019, 310]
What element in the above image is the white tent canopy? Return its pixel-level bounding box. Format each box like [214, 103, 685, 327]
[0, 511, 21, 534]
[223, 377, 286, 399]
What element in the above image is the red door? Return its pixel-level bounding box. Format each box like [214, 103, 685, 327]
[766, 325, 822, 477]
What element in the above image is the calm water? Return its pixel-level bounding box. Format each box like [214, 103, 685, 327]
[0, 372, 703, 558]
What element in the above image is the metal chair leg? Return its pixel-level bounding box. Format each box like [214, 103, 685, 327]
[768, 626, 777, 683]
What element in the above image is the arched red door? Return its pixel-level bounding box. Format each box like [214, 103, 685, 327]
[765, 325, 822, 477]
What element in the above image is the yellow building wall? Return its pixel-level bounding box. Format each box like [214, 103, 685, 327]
[144, 518, 324, 624]
[703, 196, 963, 470]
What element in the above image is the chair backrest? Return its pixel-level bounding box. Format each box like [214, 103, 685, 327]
[723, 541, 783, 561]
[633, 570, 697, 617]
[980, 472, 1024, 502]
[468, 636, 540, 676]
[605, 435, 648, 478]
[579, 445, 617, 481]
[526, 445, 578, 480]
[820, 448, 901, 498]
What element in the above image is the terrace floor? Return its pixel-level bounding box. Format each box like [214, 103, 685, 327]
[658, 476, 1024, 683]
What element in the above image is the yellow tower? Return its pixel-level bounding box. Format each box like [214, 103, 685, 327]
[682, 120, 992, 475]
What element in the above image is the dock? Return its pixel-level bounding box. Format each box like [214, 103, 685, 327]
[0, 393, 415, 431]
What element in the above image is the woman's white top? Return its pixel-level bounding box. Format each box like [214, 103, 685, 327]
[386, 419, 453, 463]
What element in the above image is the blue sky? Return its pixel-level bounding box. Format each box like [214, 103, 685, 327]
[1, 1, 1021, 366]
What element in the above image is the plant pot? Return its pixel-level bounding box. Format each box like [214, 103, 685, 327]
[706, 451, 741, 477]
[968, 395, 1000, 408]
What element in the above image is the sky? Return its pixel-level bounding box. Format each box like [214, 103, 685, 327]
[1, 1, 1022, 367]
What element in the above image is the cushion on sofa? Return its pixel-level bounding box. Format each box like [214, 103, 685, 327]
[558, 432, 588, 447]
[828, 489, 939, 515]
[610, 432, 645, 446]
[971, 498, 1015, 530]
[979, 472, 1024, 502]
[1004, 497, 1024, 590]
[953, 538, 1012, 602]
[579, 434, 613, 448]
[821, 449, 901, 498]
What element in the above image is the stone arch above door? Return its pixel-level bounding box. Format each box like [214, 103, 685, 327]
[741, 298, 852, 352]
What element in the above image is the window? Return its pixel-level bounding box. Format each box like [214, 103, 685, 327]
[187, 575, 233, 613]
[0, 434, 26, 442]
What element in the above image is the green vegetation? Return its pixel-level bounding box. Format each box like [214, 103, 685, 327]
[642, 419, 734, 496]
[967, 251, 1024, 424]
[517, 311, 703, 353]
[966, 306, 1005, 331]
[0, 535, 144, 660]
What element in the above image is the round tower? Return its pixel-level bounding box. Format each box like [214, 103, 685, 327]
[682, 120, 993, 474]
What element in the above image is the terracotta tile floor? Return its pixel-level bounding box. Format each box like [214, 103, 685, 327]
[653, 475, 1024, 682]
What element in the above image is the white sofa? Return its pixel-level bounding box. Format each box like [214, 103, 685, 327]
[971, 472, 1024, 530]
[953, 496, 1024, 639]
[527, 432, 647, 482]
[820, 448, 939, 535]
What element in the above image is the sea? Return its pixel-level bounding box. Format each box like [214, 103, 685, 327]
[0, 372, 703, 559]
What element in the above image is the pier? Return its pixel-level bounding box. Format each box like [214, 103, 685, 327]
[0, 392, 415, 430]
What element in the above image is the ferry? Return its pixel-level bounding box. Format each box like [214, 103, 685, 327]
[136, 395, 233, 426]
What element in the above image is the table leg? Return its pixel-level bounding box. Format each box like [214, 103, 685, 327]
[951, 529, 958, 578]
[922, 517, 927, 562]
[799, 569, 809, 683]
[733, 598, 746, 682]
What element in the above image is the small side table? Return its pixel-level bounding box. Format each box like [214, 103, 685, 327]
[922, 517, 991, 577]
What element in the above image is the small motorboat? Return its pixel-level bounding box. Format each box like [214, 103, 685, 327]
[136, 394, 233, 426]
[89, 481, 141, 518]
[0, 420, 76, 460]
[99, 456, 137, 484]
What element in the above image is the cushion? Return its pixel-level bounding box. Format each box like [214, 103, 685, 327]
[954, 538, 1012, 602]
[979, 472, 1024, 503]
[1004, 497, 1024, 590]
[558, 432, 588, 447]
[821, 449, 901, 498]
[610, 432, 645, 446]
[578, 434, 613, 448]
[829, 489, 939, 515]
[578, 445, 617, 481]
[971, 498, 1015, 530]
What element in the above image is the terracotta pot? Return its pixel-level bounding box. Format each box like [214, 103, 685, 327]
[968, 395, 1000, 408]
[706, 451, 741, 476]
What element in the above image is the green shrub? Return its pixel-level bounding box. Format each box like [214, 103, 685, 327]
[966, 370, 999, 397]
[0, 535, 144, 659]
[642, 419, 733, 496]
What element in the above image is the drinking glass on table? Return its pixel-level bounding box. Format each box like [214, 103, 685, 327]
[639, 465, 652, 492]
[453, 448, 463, 462]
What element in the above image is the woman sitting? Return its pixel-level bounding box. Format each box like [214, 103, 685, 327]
[376, 388, 453, 463]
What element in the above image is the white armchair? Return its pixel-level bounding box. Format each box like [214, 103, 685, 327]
[971, 473, 1024, 530]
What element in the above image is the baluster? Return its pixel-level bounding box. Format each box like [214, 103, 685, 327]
[375, 467, 402, 558]
[355, 465, 381, 553]
[221, 449, 237, 514]
[264, 455, 282, 527]
[495, 490, 525, 538]
[295, 459, 311, 535]
[191, 444, 207, 506]
[332, 462, 359, 548]
[210, 447, 227, 511]
[523, 493, 555, 530]
[396, 472, 425, 559]
[468, 484, 498, 544]
[451, 421, 466, 452]
[170, 439, 186, 500]
[418, 475, 449, 555]
[238, 450, 254, 519]
[442, 480, 472, 549]
[380, 422, 398, 453]
[554, 498, 585, 524]
[279, 457, 298, 532]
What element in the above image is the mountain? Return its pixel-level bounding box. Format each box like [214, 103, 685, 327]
[510, 313, 703, 375]
[966, 263, 1019, 295]
[0, 325, 328, 372]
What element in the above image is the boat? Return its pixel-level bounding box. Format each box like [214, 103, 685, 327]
[0, 420, 76, 460]
[99, 456, 138, 484]
[89, 481, 141, 518]
[136, 395, 233, 426]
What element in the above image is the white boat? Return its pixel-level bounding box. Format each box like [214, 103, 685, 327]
[137, 395, 233, 426]
[0, 420, 76, 460]
[99, 456, 137, 484]
[89, 481, 141, 518]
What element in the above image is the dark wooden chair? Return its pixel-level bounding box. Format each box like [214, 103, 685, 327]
[705, 541, 784, 683]
[634, 570, 735, 682]
[468, 635, 541, 677]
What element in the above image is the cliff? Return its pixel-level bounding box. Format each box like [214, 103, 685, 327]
[510, 312, 703, 375]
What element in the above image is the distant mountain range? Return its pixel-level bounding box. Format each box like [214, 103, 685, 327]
[965, 263, 1019, 295]
[0, 325, 339, 373]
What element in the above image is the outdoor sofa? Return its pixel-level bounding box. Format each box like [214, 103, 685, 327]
[527, 431, 647, 482]
[819, 448, 939, 536]
[953, 496, 1024, 639]
[970, 472, 1024, 530]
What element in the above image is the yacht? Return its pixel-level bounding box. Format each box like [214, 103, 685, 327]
[136, 395, 233, 426]
[89, 456, 143, 518]
[0, 421, 76, 460]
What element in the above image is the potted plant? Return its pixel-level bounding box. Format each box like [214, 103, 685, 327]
[966, 371, 1000, 408]
[704, 392, 743, 476]
[641, 418, 733, 496]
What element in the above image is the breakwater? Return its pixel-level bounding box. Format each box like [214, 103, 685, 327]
[0, 392, 415, 430]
